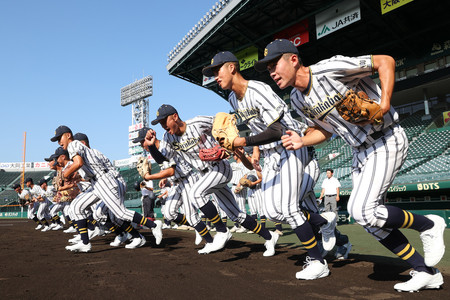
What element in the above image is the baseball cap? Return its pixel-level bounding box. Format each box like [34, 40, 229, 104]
[38, 178, 47, 186]
[132, 127, 150, 143]
[50, 125, 73, 142]
[44, 153, 57, 162]
[54, 146, 69, 158]
[73, 132, 89, 143]
[25, 177, 33, 184]
[254, 39, 299, 72]
[151, 104, 178, 125]
[202, 51, 239, 77]
[12, 183, 21, 190]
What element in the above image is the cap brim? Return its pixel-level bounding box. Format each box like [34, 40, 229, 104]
[151, 117, 163, 126]
[254, 54, 282, 72]
[50, 135, 61, 142]
[202, 66, 214, 77]
[132, 137, 145, 143]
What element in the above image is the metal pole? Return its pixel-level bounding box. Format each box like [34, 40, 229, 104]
[21, 132, 26, 188]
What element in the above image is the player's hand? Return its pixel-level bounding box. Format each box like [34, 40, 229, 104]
[143, 129, 156, 149]
[159, 178, 167, 188]
[251, 153, 262, 172]
[281, 130, 304, 150]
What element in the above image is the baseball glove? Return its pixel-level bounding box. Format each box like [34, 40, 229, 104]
[136, 156, 150, 178]
[334, 89, 384, 125]
[199, 145, 228, 161]
[239, 177, 252, 187]
[212, 112, 239, 151]
[234, 186, 244, 194]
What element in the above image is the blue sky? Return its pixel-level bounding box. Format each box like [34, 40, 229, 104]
[0, 0, 231, 163]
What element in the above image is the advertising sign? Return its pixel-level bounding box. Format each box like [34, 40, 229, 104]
[316, 0, 361, 39]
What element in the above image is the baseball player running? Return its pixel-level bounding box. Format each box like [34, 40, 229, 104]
[256, 39, 446, 291]
[202, 51, 337, 280]
[13, 183, 37, 228]
[25, 177, 52, 231]
[144, 104, 278, 256]
[134, 127, 212, 247]
[51, 125, 162, 252]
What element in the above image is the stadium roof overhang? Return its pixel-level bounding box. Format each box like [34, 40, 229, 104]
[166, 0, 450, 106]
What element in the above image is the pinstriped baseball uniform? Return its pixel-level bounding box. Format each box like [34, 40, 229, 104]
[245, 170, 263, 217]
[299, 149, 320, 214]
[67, 140, 133, 222]
[160, 159, 203, 227]
[229, 80, 310, 228]
[159, 116, 246, 223]
[290, 55, 408, 240]
[230, 160, 248, 213]
[18, 189, 35, 220]
[30, 185, 51, 220]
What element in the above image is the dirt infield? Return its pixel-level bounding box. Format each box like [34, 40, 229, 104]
[0, 219, 447, 299]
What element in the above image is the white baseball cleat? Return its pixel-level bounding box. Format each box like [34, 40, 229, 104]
[52, 224, 64, 231]
[335, 242, 352, 260]
[65, 242, 91, 253]
[195, 231, 203, 246]
[125, 235, 146, 249]
[88, 227, 100, 240]
[420, 215, 446, 267]
[198, 242, 216, 254]
[295, 257, 330, 280]
[320, 212, 337, 251]
[63, 227, 77, 234]
[41, 225, 51, 232]
[68, 235, 82, 244]
[161, 224, 171, 230]
[394, 269, 443, 292]
[229, 226, 239, 233]
[110, 233, 130, 247]
[35, 224, 43, 230]
[236, 227, 248, 233]
[49, 223, 57, 229]
[263, 231, 279, 257]
[151, 220, 163, 245]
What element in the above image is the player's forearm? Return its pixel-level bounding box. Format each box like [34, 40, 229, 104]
[302, 127, 331, 147]
[236, 121, 283, 147]
[373, 55, 395, 114]
[145, 167, 175, 181]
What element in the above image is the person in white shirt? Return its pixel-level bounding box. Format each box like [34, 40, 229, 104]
[319, 169, 341, 214]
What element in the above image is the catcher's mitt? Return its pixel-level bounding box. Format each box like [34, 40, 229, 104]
[212, 112, 239, 151]
[136, 156, 150, 178]
[199, 145, 228, 161]
[334, 89, 384, 125]
[239, 177, 252, 187]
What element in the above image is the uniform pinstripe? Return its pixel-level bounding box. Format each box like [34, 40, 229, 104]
[230, 160, 248, 212]
[290, 55, 408, 240]
[229, 80, 310, 228]
[68, 140, 135, 222]
[159, 116, 248, 224]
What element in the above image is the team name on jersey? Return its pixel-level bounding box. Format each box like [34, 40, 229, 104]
[172, 137, 199, 152]
[302, 93, 343, 120]
[235, 107, 259, 122]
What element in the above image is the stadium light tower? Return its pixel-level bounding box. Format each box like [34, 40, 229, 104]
[120, 75, 153, 157]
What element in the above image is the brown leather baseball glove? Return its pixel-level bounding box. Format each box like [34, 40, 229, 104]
[199, 145, 228, 161]
[212, 112, 239, 151]
[334, 89, 384, 125]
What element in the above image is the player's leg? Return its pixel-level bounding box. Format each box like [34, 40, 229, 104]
[264, 148, 329, 279]
[348, 128, 444, 291]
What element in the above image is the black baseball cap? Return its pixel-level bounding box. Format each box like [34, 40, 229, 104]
[254, 39, 299, 72]
[132, 127, 150, 143]
[44, 153, 57, 162]
[151, 104, 178, 125]
[12, 183, 21, 190]
[202, 51, 239, 77]
[25, 177, 33, 184]
[73, 132, 89, 143]
[50, 125, 73, 142]
[38, 178, 47, 186]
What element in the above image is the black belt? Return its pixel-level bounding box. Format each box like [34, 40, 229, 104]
[361, 126, 393, 148]
[326, 194, 337, 197]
